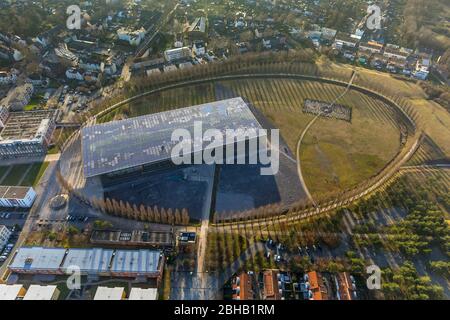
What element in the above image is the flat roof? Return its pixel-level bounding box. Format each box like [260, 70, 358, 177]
[0, 186, 32, 199]
[81, 97, 263, 177]
[9, 247, 163, 275]
[111, 249, 160, 274]
[0, 110, 55, 142]
[94, 286, 124, 300]
[0, 284, 24, 300]
[9, 247, 66, 271]
[23, 285, 58, 300]
[128, 287, 157, 300]
[60, 248, 114, 273]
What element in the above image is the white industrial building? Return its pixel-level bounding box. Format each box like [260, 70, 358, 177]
[0, 70, 18, 86]
[94, 286, 125, 300]
[0, 186, 37, 208]
[0, 284, 26, 300]
[23, 285, 60, 300]
[9, 247, 164, 283]
[128, 287, 158, 300]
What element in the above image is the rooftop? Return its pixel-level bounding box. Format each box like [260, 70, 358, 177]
[9, 247, 66, 271]
[111, 249, 161, 274]
[0, 110, 55, 142]
[60, 248, 114, 273]
[23, 285, 58, 300]
[81, 97, 263, 177]
[10, 247, 163, 275]
[0, 186, 32, 199]
[0, 284, 24, 300]
[128, 287, 158, 300]
[94, 286, 125, 300]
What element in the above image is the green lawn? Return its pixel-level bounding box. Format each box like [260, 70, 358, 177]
[20, 162, 50, 187]
[0, 162, 49, 187]
[1, 164, 30, 185]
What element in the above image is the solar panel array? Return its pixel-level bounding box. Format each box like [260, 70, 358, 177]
[82, 97, 263, 177]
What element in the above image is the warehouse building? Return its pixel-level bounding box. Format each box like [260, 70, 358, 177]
[8, 247, 164, 282]
[128, 287, 158, 300]
[8, 247, 67, 275]
[0, 186, 37, 208]
[90, 229, 174, 248]
[60, 247, 114, 276]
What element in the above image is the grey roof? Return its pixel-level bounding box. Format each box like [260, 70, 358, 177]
[9, 247, 163, 275]
[9, 247, 66, 271]
[0, 186, 32, 199]
[111, 249, 160, 274]
[81, 97, 263, 177]
[60, 248, 113, 273]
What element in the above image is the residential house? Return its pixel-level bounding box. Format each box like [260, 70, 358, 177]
[117, 27, 146, 46]
[232, 272, 254, 300]
[192, 41, 206, 56]
[306, 271, 328, 300]
[359, 41, 383, 54]
[65, 68, 84, 81]
[263, 270, 282, 300]
[336, 272, 357, 300]
[414, 58, 430, 80]
[334, 33, 359, 50]
[383, 45, 409, 61]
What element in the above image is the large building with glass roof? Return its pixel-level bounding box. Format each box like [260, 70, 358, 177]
[81, 97, 264, 178]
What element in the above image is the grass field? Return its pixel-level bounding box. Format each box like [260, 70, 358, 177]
[100, 78, 401, 198]
[0, 162, 49, 187]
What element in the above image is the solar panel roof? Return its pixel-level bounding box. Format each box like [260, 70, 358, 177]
[81, 97, 263, 177]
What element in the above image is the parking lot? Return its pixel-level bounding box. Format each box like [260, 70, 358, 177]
[0, 213, 23, 265]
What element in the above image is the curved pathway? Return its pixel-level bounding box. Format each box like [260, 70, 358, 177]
[295, 71, 357, 206]
[58, 71, 417, 227]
